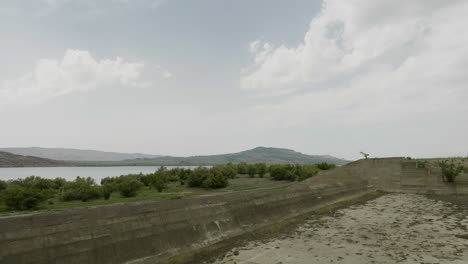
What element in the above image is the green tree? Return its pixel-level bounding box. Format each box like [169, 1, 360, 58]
[101, 184, 114, 200]
[296, 165, 318, 181]
[61, 177, 101, 202]
[139, 174, 153, 187]
[118, 178, 143, 197]
[3, 187, 47, 210]
[247, 164, 256, 178]
[270, 164, 287, 181]
[237, 162, 248, 175]
[222, 163, 237, 179]
[178, 168, 191, 185]
[0, 180, 7, 191]
[317, 163, 336, 170]
[255, 163, 267, 178]
[150, 173, 168, 192]
[204, 168, 228, 188]
[187, 167, 210, 187]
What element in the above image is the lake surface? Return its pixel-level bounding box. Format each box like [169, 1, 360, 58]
[0, 166, 199, 182]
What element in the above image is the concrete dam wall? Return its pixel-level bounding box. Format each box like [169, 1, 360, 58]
[1, 158, 466, 264]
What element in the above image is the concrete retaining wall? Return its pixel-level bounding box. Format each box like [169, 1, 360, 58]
[1, 158, 466, 264]
[319, 158, 468, 194]
[0, 179, 370, 264]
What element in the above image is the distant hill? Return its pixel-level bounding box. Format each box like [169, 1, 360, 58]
[84, 147, 349, 166]
[0, 147, 161, 162]
[0, 151, 70, 167]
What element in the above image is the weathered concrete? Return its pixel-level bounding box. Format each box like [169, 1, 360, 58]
[0, 158, 466, 264]
[214, 193, 468, 264]
[0, 180, 369, 264]
[318, 158, 468, 194]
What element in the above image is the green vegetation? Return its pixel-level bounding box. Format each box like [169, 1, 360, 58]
[118, 178, 144, 197]
[255, 163, 267, 177]
[61, 177, 102, 202]
[0, 162, 337, 213]
[316, 162, 336, 170]
[269, 164, 321, 181]
[0, 179, 7, 191]
[221, 163, 237, 179]
[3, 187, 48, 210]
[438, 159, 465, 183]
[416, 160, 427, 168]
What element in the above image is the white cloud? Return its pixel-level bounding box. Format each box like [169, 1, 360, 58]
[162, 70, 172, 79]
[242, 0, 468, 93]
[0, 49, 149, 107]
[241, 0, 468, 125]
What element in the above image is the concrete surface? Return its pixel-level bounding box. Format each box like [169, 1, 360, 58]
[215, 193, 468, 264]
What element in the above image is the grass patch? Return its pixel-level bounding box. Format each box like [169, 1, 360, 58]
[162, 191, 385, 264]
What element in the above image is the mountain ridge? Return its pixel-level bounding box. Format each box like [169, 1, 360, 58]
[0, 147, 161, 162]
[86, 146, 349, 166]
[0, 151, 70, 167]
[0, 146, 349, 167]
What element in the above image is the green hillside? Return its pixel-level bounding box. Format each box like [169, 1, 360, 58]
[82, 147, 349, 166]
[0, 151, 70, 167]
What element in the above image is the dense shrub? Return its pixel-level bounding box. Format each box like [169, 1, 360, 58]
[139, 174, 153, 187]
[118, 178, 143, 197]
[416, 160, 427, 168]
[100, 176, 116, 186]
[237, 162, 248, 174]
[222, 163, 237, 179]
[204, 168, 228, 188]
[8, 176, 65, 191]
[149, 173, 168, 192]
[247, 164, 256, 178]
[296, 165, 319, 181]
[101, 184, 114, 200]
[187, 167, 210, 187]
[203, 173, 228, 189]
[166, 167, 185, 182]
[255, 163, 267, 178]
[61, 177, 101, 202]
[269, 164, 288, 181]
[270, 164, 318, 182]
[178, 169, 191, 185]
[316, 163, 336, 170]
[187, 167, 229, 189]
[3, 187, 47, 210]
[439, 160, 465, 183]
[0, 180, 7, 191]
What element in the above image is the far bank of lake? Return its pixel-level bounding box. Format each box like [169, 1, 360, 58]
[0, 166, 200, 182]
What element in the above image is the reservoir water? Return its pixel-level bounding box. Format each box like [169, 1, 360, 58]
[0, 166, 198, 183]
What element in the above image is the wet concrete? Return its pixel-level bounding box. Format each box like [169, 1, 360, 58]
[214, 194, 468, 264]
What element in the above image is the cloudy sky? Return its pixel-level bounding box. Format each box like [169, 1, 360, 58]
[1, 0, 467, 160]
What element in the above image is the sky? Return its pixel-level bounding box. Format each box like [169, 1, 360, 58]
[0, 0, 467, 160]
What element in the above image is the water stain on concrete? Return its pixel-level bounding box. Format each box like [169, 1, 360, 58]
[213, 194, 468, 264]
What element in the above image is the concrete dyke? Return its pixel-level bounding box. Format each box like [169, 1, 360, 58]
[331, 158, 468, 194]
[0, 181, 370, 264]
[0, 158, 466, 264]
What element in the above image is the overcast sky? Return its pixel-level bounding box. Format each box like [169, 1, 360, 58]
[1, 0, 467, 160]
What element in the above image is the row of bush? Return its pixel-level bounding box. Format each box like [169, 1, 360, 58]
[0, 162, 338, 211]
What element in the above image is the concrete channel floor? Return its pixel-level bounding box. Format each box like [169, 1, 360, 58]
[213, 194, 468, 264]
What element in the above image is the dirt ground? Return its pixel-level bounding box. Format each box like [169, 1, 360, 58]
[213, 194, 468, 264]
